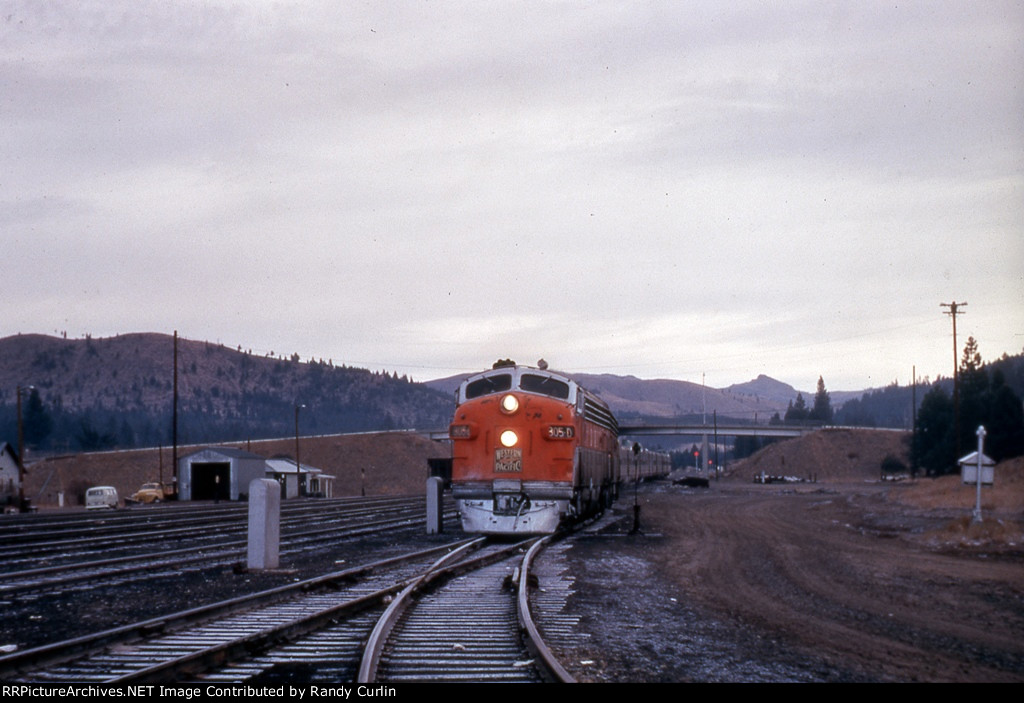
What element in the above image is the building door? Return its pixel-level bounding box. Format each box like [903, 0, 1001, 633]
[191, 462, 231, 500]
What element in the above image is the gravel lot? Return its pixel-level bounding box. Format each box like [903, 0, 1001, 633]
[550, 479, 1024, 683]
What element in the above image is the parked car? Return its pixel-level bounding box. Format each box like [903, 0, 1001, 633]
[128, 482, 167, 504]
[85, 486, 119, 510]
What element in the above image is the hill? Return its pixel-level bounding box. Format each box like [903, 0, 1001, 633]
[7, 334, 1019, 458]
[724, 374, 799, 405]
[728, 428, 911, 482]
[24, 430, 450, 507]
[430, 350, 1024, 433]
[0, 333, 453, 454]
[427, 370, 794, 423]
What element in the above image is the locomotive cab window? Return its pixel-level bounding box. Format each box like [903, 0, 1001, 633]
[519, 373, 570, 399]
[465, 373, 512, 399]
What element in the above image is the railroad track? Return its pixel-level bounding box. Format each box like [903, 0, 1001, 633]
[0, 534, 580, 683]
[0, 498, 457, 596]
[0, 541, 473, 683]
[0, 496, 424, 565]
[361, 537, 573, 683]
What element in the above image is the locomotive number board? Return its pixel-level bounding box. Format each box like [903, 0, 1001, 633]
[494, 448, 523, 473]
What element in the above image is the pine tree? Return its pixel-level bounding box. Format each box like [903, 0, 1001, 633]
[911, 337, 1024, 472]
[986, 370, 1024, 460]
[958, 336, 989, 452]
[809, 376, 833, 423]
[23, 389, 53, 449]
[785, 393, 808, 422]
[913, 385, 955, 475]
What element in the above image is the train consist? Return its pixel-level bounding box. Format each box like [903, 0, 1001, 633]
[449, 361, 668, 534]
[620, 444, 672, 482]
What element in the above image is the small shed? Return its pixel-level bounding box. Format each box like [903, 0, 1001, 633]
[264, 458, 335, 499]
[959, 451, 995, 486]
[178, 447, 266, 501]
[1, 442, 21, 509]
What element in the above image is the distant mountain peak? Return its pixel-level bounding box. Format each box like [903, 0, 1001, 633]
[725, 375, 798, 402]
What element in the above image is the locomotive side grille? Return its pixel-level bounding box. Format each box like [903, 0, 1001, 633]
[582, 397, 618, 434]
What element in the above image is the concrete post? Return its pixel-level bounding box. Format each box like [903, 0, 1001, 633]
[248, 478, 280, 570]
[426, 476, 443, 534]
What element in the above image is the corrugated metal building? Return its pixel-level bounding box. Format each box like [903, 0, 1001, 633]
[178, 447, 266, 501]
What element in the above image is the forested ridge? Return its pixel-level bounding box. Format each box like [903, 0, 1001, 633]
[3, 333, 1020, 474]
[0, 333, 453, 452]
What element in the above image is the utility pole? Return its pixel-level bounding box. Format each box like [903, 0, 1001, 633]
[295, 403, 306, 496]
[713, 410, 719, 479]
[630, 442, 642, 534]
[701, 373, 708, 474]
[911, 366, 917, 478]
[941, 301, 967, 464]
[172, 330, 179, 496]
[16, 385, 33, 511]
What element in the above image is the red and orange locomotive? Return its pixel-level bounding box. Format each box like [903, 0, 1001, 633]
[449, 361, 620, 533]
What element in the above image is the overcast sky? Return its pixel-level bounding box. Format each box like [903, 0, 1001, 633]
[3, 2, 1022, 392]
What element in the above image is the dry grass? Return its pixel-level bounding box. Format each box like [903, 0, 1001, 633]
[925, 514, 1024, 548]
[894, 456, 1024, 513]
[893, 457, 1024, 550]
[728, 430, 1024, 550]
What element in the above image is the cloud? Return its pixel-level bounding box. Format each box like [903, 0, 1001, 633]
[2, 1, 1021, 392]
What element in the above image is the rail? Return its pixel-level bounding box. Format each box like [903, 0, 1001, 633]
[518, 536, 575, 683]
[0, 540, 474, 682]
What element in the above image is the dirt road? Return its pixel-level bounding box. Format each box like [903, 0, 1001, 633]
[557, 481, 1024, 682]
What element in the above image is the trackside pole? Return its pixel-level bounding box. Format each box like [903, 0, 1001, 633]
[248, 478, 280, 570]
[630, 442, 642, 535]
[426, 476, 444, 534]
[973, 426, 986, 524]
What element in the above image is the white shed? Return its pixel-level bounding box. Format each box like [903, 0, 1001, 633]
[178, 447, 267, 501]
[264, 458, 334, 499]
[959, 450, 996, 486]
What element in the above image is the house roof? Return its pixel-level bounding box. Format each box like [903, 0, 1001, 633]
[264, 457, 326, 476]
[957, 450, 996, 466]
[0, 442, 19, 464]
[180, 446, 266, 461]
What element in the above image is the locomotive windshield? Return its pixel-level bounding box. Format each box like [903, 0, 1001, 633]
[465, 373, 512, 399]
[461, 368, 575, 403]
[519, 373, 570, 399]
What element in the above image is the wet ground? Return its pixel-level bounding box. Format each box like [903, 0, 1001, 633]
[555, 532, 849, 682]
[545, 481, 1024, 682]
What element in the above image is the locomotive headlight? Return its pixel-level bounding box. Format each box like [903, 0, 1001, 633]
[500, 394, 519, 414]
[499, 430, 519, 447]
